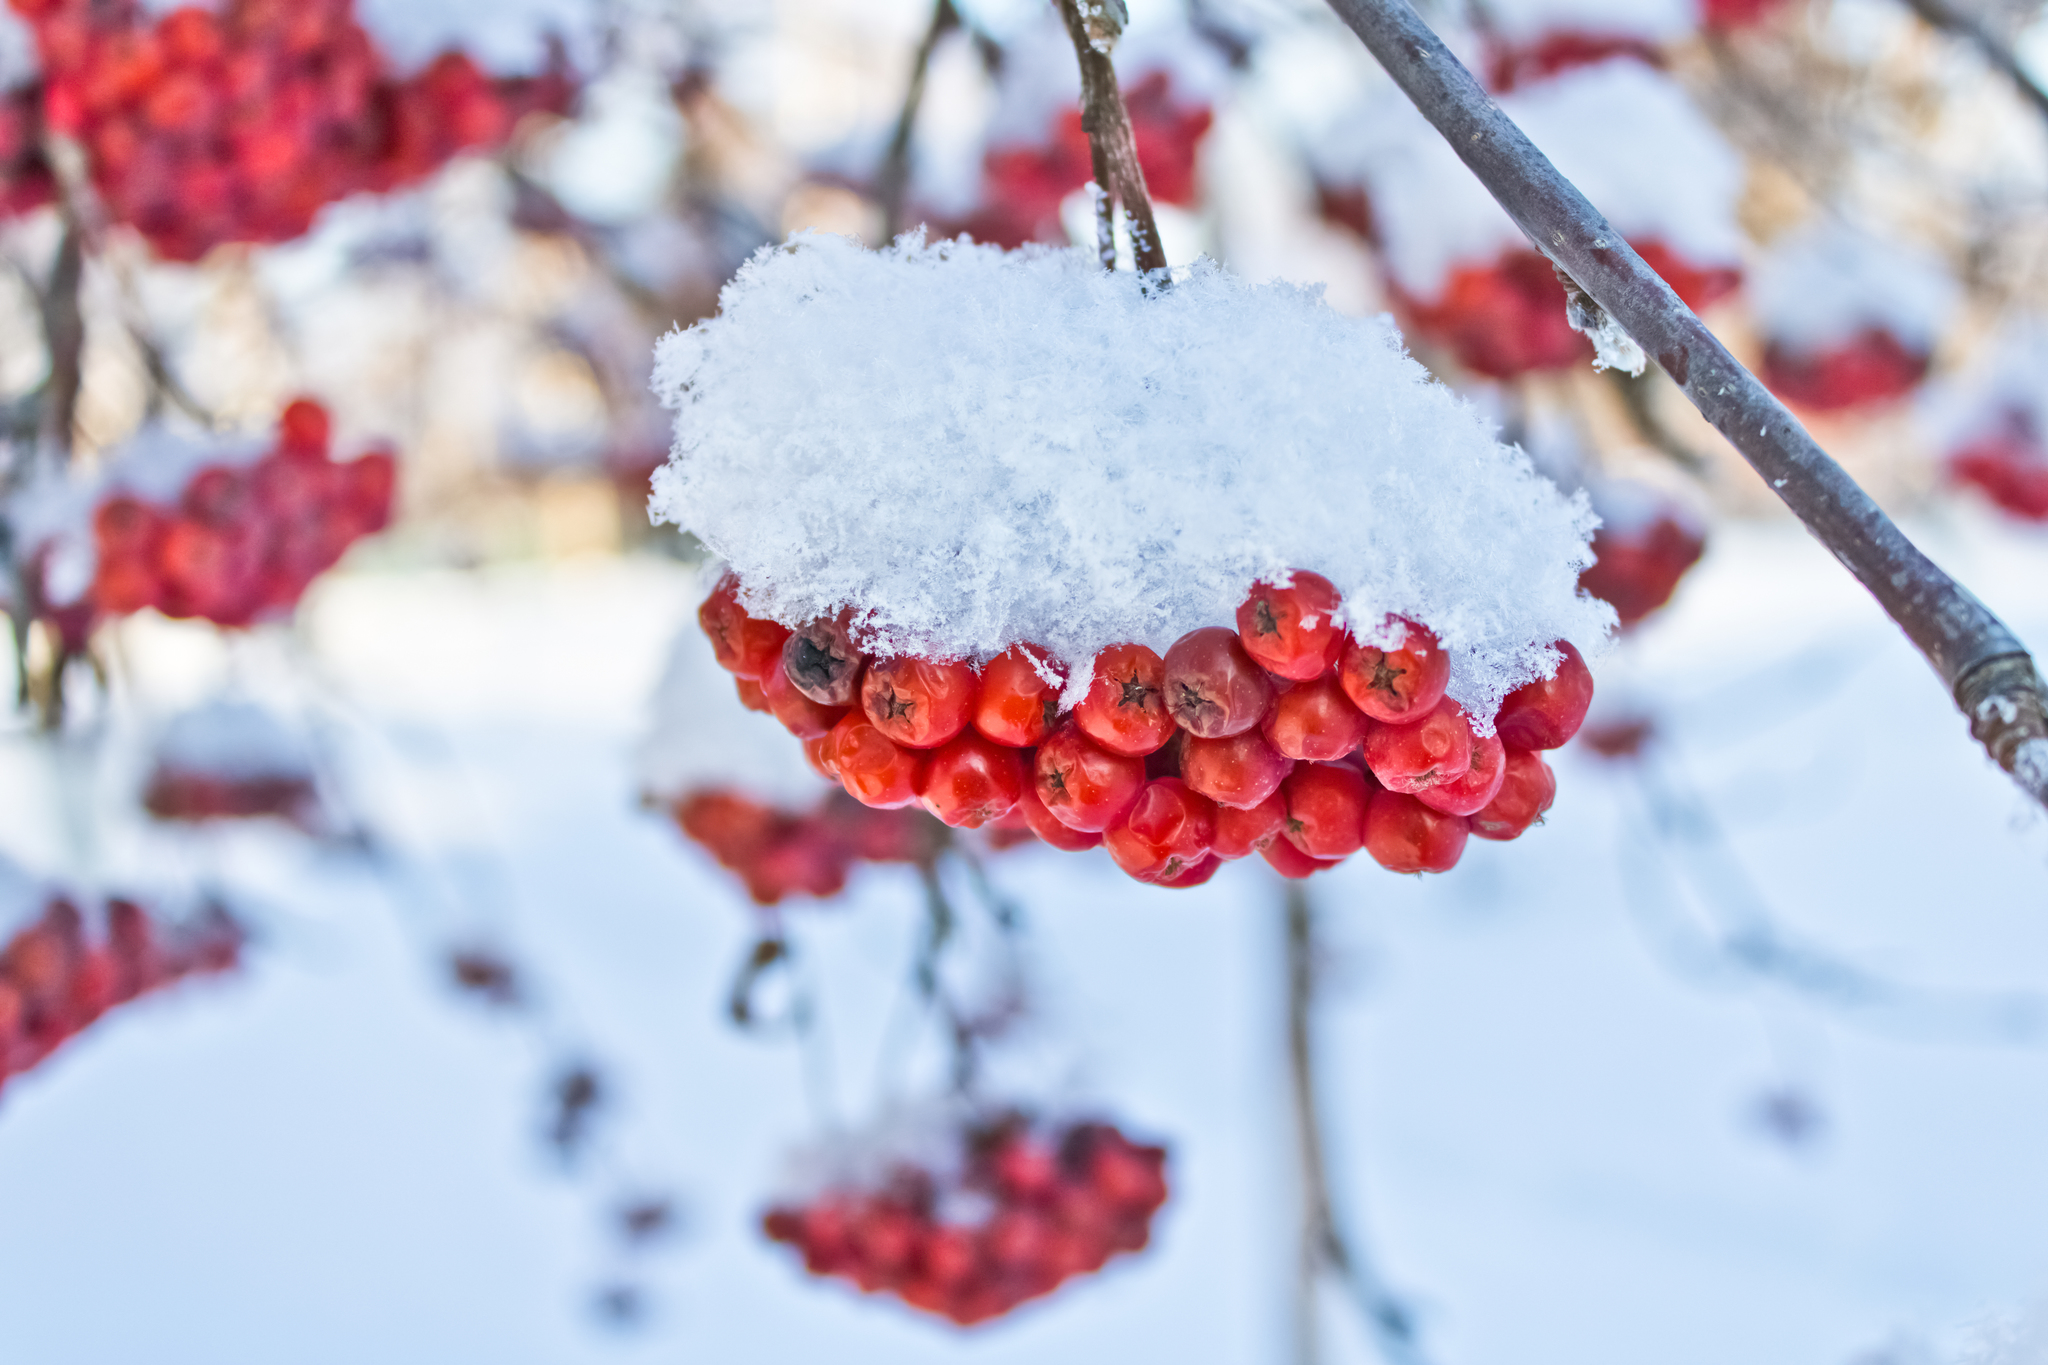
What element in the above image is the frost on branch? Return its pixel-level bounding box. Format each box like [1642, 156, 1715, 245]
[650, 233, 1610, 724]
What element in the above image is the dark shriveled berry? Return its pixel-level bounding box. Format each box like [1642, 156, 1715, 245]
[783, 615, 866, 706]
[1162, 627, 1274, 739]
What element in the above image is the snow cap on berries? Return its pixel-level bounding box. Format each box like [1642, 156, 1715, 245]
[651, 233, 1612, 723]
[154, 702, 314, 783]
[1750, 221, 1959, 358]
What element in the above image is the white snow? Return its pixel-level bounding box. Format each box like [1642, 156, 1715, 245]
[650, 232, 1611, 724]
[354, 0, 602, 76]
[0, 6, 35, 93]
[1309, 59, 1745, 302]
[1481, 0, 1698, 45]
[639, 579, 836, 808]
[0, 850, 46, 947]
[153, 701, 312, 782]
[1750, 221, 1961, 356]
[1920, 317, 2048, 455]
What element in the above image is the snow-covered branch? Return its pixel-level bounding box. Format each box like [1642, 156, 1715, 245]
[1055, 0, 1169, 274]
[1322, 0, 2048, 812]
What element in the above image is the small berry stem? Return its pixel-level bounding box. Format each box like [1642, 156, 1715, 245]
[876, 0, 960, 242]
[1055, 0, 1171, 277]
[1322, 0, 2048, 813]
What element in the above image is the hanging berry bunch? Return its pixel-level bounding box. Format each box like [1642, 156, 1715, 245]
[1926, 320, 2048, 523]
[671, 785, 944, 905]
[5, 0, 575, 257]
[762, 1110, 1169, 1325]
[142, 701, 321, 828]
[0, 891, 242, 1099]
[1577, 483, 1706, 628]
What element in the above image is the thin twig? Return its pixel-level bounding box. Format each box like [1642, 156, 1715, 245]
[1284, 882, 1432, 1365]
[1896, 0, 2048, 130]
[1606, 367, 1708, 476]
[876, 0, 959, 241]
[1055, 0, 1170, 276]
[38, 224, 82, 458]
[1321, 0, 2048, 812]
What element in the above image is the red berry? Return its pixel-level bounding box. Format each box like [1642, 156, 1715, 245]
[1262, 674, 1370, 762]
[734, 677, 770, 714]
[1034, 723, 1145, 833]
[761, 662, 849, 739]
[1260, 835, 1332, 879]
[801, 734, 837, 780]
[1280, 762, 1369, 861]
[1162, 627, 1274, 738]
[1179, 728, 1292, 810]
[1074, 643, 1175, 757]
[1362, 790, 1470, 873]
[1495, 641, 1594, 750]
[1013, 773, 1105, 850]
[1155, 853, 1221, 889]
[916, 730, 1024, 829]
[1362, 697, 1473, 794]
[1415, 728, 1506, 816]
[698, 574, 791, 680]
[1104, 778, 1217, 884]
[861, 656, 977, 750]
[1470, 748, 1555, 840]
[782, 614, 866, 706]
[1337, 617, 1449, 723]
[1235, 571, 1345, 680]
[824, 712, 925, 809]
[1211, 791, 1285, 859]
[972, 645, 1064, 748]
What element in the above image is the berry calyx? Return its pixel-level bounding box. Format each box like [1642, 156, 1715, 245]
[1162, 627, 1274, 738]
[1211, 791, 1285, 860]
[824, 712, 925, 809]
[1362, 697, 1474, 794]
[917, 730, 1025, 829]
[1414, 728, 1506, 817]
[783, 615, 867, 706]
[1262, 674, 1370, 762]
[1337, 617, 1450, 723]
[1179, 728, 1293, 810]
[1104, 778, 1218, 884]
[862, 657, 978, 749]
[973, 645, 1064, 748]
[1235, 571, 1345, 680]
[1280, 762, 1370, 861]
[1494, 641, 1594, 750]
[1362, 790, 1470, 874]
[1470, 748, 1555, 840]
[1034, 723, 1145, 833]
[700, 574, 793, 680]
[1074, 644, 1175, 757]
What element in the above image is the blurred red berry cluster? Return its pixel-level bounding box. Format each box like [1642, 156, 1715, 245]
[762, 1115, 1169, 1325]
[672, 787, 946, 905]
[86, 398, 394, 628]
[144, 766, 318, 826]
[700, 570, 1590, 888]
[1761, 327, 1931, 413]
[1580, 511, 1706, 628]
[4, 0, 576, 258]
[0, 896, 241, 1098]
[1949, 416, 2048, 521]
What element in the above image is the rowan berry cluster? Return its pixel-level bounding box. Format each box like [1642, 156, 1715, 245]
[699, 569, 1590, 889]
[86, 399, 394, 629]
[0, 896, 241, 1098]
[1949, 419, 2048, 522]
[671, 787, 944, 906]
[1761, 328, 1930, 413]
[5, 0, 574, 258]
[762, 1114, 1169, 1325]
[144, 765, 318, 826]
[1580, 510, 1705, 627]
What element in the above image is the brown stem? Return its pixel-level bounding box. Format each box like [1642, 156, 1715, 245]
[39, 223, 82, 457]
[1606, 367, 1707, 476]
[1055, 0, 1170, 276]
[877, 0, 959, 242]
[1896, 0, 2048, 131]
[1321, 0, 2048, 811]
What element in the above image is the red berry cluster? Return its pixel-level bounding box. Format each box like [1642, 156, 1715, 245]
[1484, 33, 1664, 94]
[0, 77, 55, 216]
[1760, 328, 1931, 412]
[762, 1115, 1169, 1325]
[0, 896, 241, 1099]
[143, 765, 318, 826]
[85, 398, 394, 628]
[1580, 513, 1705, 627]
[1950, 417, 2048, 521]
[940, 70, 1211, 250]
[6, 0, 575, 258]
[672, 786, 944, 906]
[699, 570, 1591, 889]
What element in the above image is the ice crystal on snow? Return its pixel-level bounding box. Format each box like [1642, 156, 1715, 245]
[651, 233, 1611, 723]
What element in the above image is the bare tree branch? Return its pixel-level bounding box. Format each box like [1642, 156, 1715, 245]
[1896, 0, 2048, 131]
[1055, 0, 1170, 276]
[877, 0, 959, 242]
[1322, 0, 2048, 811]
[38, 223, 82, 457]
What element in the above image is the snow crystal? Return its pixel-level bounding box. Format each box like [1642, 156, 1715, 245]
[1309, 59, 1744, 301]
[650, 233, 1612, 725]
[354, 0, 601, 76]
[1481, 0, 1698, 44]
[1749, 221, 1960, 356]
[639, 581, 835, 808]
[155, 702, 312, 781]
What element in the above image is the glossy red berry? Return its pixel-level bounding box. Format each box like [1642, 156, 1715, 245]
[824, 712, 924, 809]
[761, 662, 849, 739]
[277, 397, 330, 455]
[1034, 723, 1146, 833]
[734, 677, 770, 714]
[917, 730, 1024, 829]
[1162, 627, 1274, 738]
[1260, 835, 1333, 879]
[1470, 748, 1556, 840]
[1236, 571, 1345, 680]
[1211, 791, 1285, 859]
[1362, 790, 1470, 873]
[1179, 727, 1292, 810]
[1337, 617, 1450, 723]
[1415, 728, 1506, 817]
[1013, 775, 1105, 851]
[1362, 698, 1473, 794]
[862, 656, 977, 749]
[1280, 762, 1369, 861]
[699, 574, 792, 680]
[1104, 778, 1217, 884]
[1262, 675, 1370, 762]
[1075, 644, 1175, 757]
[1495, 641, 1594, 750]
[973, 645, 1064, 747]
[1155, 853, 1221, 889]
[783, 615, 866, 706]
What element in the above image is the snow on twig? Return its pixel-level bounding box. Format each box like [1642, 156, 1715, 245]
[1319, 0, 2048, 813]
